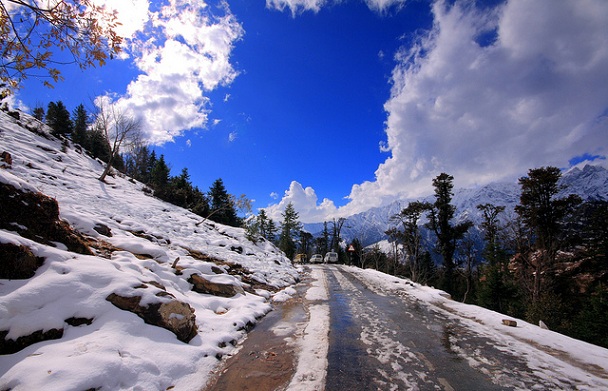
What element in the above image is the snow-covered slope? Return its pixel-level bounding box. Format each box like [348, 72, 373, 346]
[0, 110, 300, 390]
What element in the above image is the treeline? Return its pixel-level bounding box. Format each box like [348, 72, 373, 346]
[33, 101, 243, 227]
[359, 168, 607, 348]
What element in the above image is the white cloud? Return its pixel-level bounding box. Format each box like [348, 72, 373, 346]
[99, 0, 243, 145]
[265, 181, 339, 223]
[267, 0, 608, 222]
[364, 0, 406, 14]
[266, 0, 406, 15]
[95, 0, 150, 40]
[339, 0, 608, 215]
[266, 0, 327, 16]
[228, 131, 238, 142]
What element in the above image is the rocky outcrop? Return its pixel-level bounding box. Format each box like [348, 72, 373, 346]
[0, 242, 44, 279]
[0, 328, 64, 355]
[0, 182, 92, 255]
[188, 273, 244, 298]
[106, 287, 197, 343]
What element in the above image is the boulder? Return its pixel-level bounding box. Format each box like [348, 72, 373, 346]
[0, 243, 44, 279]
[0, 182, 92, 255]
[106, 291, 197, 343]
[188, 273, 244, 298]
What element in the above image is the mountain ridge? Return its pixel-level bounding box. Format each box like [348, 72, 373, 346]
[304, 164, 608, 247]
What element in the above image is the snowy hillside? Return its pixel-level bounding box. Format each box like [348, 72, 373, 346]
[305, 165, 608, 247]
[0, 109, 300, 390]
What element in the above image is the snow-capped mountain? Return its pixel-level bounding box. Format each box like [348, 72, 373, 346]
[305, 165, 608, 247]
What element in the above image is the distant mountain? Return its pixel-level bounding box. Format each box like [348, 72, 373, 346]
[304, 164, 608, 247]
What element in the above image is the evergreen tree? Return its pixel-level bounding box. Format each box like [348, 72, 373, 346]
[32, 105, 44, 122]
[87, 126, 111, 162]
[514, 166, 581, 306]
[208, 178, 239, 227]
[393, 201, 432, 283]
[257, 209, 278, 241]
[150, 154, 170, 195]
[476, 203, 511, 312]
[426, 173, 472, 295]
[71, 104, 89, 147]
[46, 101, 73, 136]
[279, 202, 301, 260]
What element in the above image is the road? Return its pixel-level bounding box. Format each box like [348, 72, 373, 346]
[205, 265, 608, 390]
[325, 265, 512, 390]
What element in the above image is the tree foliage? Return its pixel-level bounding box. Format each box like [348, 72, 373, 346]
[0, 0, 122, 96]
[426, 173, 472, 294]
[279, 202, 301, 260]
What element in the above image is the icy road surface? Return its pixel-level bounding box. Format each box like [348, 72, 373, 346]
[208, 265, 608, 391]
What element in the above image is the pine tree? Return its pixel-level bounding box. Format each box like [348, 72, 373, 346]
[87, 126, 111, 162]
[279, 202, 301, 260]
[426, 173, 472, 295]
[476, 203, 511, 312]
[150, 154, 170, 195]
[393, 201, 432, 283]
[257, 209, 277, 241]
[514, 166, 581, 306]
[208, 178, 239, 227]
[72, 104, 89, 148]
[32, 105, 44, 122]
[46, 101, 73, 136]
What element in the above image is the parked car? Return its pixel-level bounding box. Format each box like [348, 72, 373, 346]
[323, 252, 338, 263]
[309, 254, 323, 264]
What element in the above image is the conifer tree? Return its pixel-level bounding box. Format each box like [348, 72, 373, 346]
[514, 166, 581, 306]
[150, 154, 170, 194]
[46, 101, 73, 136]
[393, 201, 432, 283]
[279, 202, 301, 260]
[426, 173, 472, 295]
[208, 178, 239, 227]
[72, 104, 89, 148]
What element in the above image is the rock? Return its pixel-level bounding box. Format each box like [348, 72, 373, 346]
[0, 243, 45, 279]
[1, 151, 12, 167]
[188, 273, 244, 298]
[106, 292, 197, 343]
[0, 328, 64, 355]
[93, 223, 112, 237]
[0, 182, 92, 255]
[502, 319, 517, 327]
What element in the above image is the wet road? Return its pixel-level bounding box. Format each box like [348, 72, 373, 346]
[207, 265, 607, 390]
[324, 265, 537, 391]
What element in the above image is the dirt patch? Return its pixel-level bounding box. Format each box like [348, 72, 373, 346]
[203, 276, 312, 391]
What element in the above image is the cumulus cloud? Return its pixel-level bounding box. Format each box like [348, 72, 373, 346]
[97, 0, 243, 145]
[269, 0, 608, 220]
[265, 181, 339, 223]
[335, 0, 608, 216]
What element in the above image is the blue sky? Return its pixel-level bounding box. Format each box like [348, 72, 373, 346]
[11, 0, 608, 222]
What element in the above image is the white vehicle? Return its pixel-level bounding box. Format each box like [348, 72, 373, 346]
[310, 254, 323, 264]
[323, 252, 338, 263]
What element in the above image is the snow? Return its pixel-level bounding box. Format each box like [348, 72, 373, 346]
[342, 266, 608, 390]
[2, 109, 608, 389]
[0, 110, 299, 390]
[286, 266, 329, 391]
